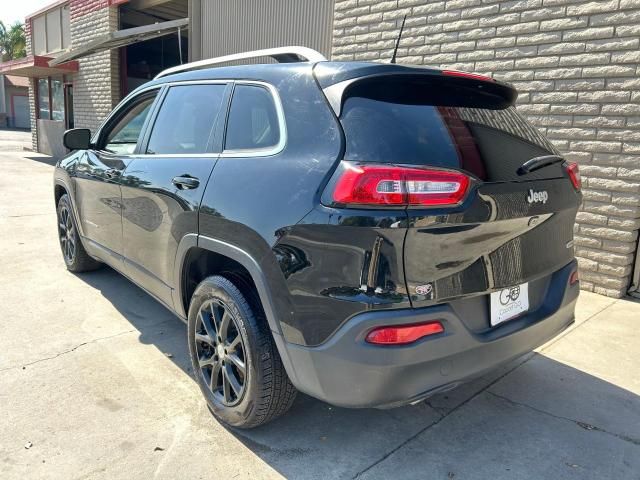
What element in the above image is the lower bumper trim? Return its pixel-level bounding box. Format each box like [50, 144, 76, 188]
[279, 262, 579, 408]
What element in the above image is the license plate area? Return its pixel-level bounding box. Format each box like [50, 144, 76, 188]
[490, 283, 529, 327]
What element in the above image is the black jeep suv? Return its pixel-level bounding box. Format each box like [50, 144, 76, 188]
[54, 47, 581, 428]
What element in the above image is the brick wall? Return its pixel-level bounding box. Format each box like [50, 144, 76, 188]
[332, 0, 640, 298]
[24, 20, 38, 152]
[69, 0, 120, 133]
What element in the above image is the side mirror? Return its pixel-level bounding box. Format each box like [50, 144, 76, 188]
[63, 128, 92, 150]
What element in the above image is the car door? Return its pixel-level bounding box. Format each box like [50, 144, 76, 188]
[73, 90, 159, 262]
[119, 82, 231, 309]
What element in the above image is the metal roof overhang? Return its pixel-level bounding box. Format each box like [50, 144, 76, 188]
[49, 17, 189, 67]
[0, 55, 79, 78]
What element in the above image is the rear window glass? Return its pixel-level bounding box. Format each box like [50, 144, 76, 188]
[341, 86, 561, 182]
[225, 85, 280, 151]
[147, 84, 226, 155]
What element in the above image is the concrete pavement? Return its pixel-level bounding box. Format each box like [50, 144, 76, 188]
[0, 129, 31, 152]
[1, 150, 639, 480]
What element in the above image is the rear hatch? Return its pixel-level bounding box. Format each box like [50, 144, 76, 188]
[326, 70, 581, 330]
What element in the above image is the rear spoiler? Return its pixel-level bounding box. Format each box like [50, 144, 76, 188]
[314, 63, 517, 117]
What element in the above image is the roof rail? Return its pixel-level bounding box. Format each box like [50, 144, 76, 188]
[155, 46, 327, 79]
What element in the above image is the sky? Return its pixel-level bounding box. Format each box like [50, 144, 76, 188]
[1, 0, 52, 25]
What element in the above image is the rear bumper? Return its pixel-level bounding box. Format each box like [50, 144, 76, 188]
[279, 261, 579, 408]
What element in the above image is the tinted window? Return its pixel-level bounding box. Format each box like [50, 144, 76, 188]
[104, 96, 156, 155]
[225, 85, 280, 151]
[147, 84, 226, 155]
[340, 83, 561, 182]
[37, 78, 50, 119]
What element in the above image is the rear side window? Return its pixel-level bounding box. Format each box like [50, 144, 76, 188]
[146, 84, 226, 154]
[225, 85, 281, 151]
[340, 80, 560, 182]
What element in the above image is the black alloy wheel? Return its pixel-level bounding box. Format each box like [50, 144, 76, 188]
[58, 204, 76, 264]
[194, 298, 247, 406]
[56, 194, 102, 272]
[187, 275, 297, 428]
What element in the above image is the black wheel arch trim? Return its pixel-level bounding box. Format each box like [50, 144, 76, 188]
[54, 178, 86, 239]
[173, 233, 303, 390]
[174, 234, 282, 335]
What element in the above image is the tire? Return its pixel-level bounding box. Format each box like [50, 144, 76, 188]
[187, 275, 297, 428]
[56, 194, 102, 272]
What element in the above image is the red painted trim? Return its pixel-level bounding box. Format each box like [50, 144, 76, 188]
[0, 56, 38, 70]
[0, 56, 79, 76]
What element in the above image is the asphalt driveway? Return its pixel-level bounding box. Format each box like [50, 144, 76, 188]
[1, 150, 639, 480]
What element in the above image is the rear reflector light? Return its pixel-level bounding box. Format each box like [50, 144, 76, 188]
[366, 321, 444, 345]
[331, 163, 470, 207]
[569, 270, 579, 285]
[442, 69, 495, 83]
[565, 162, 581, 191]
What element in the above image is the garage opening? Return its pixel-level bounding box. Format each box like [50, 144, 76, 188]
[119, 0, 188, 95]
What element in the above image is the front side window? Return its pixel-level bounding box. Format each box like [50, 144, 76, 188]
[103, 95, 156, 155]
[225, 85, 280, 151]
[146, 84, 226, 155]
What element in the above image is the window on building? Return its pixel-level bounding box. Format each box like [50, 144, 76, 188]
[225, 85, 281, 151]
[146, 84, 227, 155]
[37, 78, 50, 119]
[51, 79, 64, 121]
[33, 16, 47, 55]
[31, 4, 71, 55]
[36, 77, 65, 122]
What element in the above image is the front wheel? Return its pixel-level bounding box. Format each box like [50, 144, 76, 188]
[187, 275, 296, 428]
[56, 194, 102, 272]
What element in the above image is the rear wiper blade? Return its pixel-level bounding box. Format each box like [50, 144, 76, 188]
[517, 155, 564, 175]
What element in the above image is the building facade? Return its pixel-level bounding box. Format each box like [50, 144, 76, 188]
[0, 0, 637, 297]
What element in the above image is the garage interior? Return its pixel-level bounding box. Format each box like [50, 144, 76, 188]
[119, 0, 188, 95]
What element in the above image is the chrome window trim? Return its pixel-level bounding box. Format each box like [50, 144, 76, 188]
[94, 80, 286, 159]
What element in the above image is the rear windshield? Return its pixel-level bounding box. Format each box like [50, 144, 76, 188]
[340, 83, 561, 182]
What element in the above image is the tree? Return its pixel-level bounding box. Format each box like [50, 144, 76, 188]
[0, 21, 27, 62]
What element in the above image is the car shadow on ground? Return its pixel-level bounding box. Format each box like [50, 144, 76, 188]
[77, 266, 640, 479]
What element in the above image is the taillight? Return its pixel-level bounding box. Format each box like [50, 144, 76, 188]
[565, 162, 581, 191]
[569, 270, 579, 285]
[330, 163, 470, 207]
[365, 321, 444, 345]
[442, 69, 495, 83]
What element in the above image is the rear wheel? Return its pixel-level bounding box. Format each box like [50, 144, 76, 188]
[56, 194, 102, 272]
[187, 275, 296, 428]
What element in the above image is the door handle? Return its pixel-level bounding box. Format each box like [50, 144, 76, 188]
[172, 175, 200, 190]
[105, 168, 121, 178]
